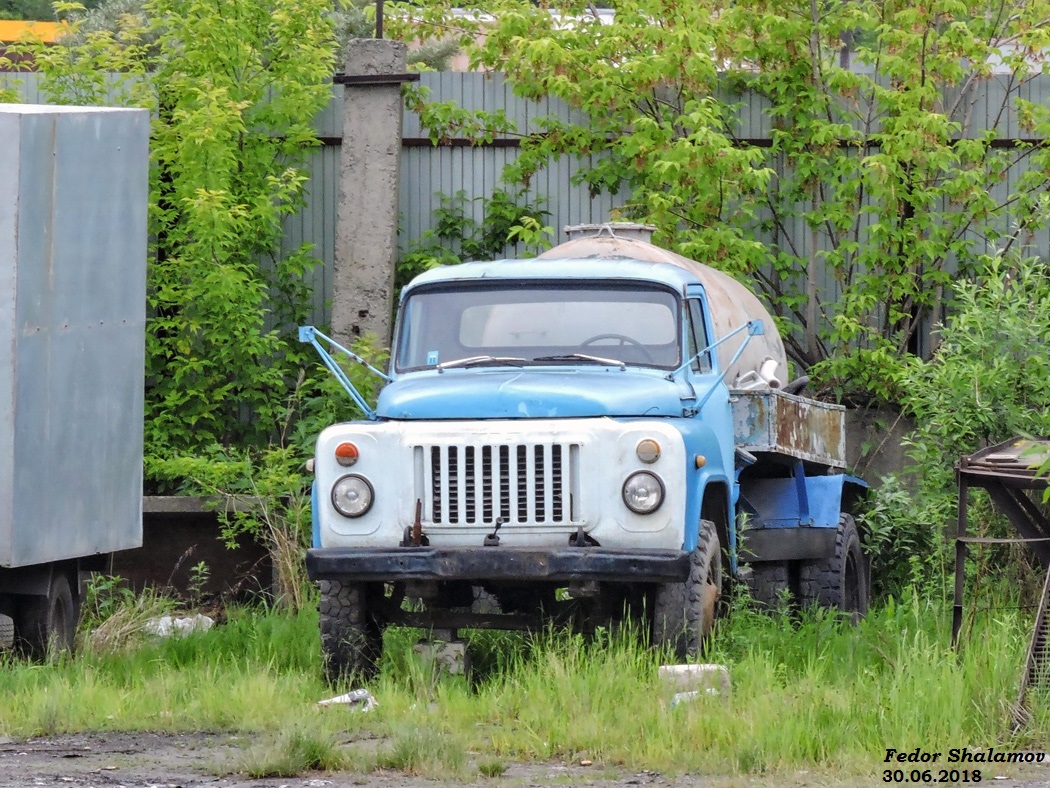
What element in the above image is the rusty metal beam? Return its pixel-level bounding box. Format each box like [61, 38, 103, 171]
[985, 485, 1050, 568]
[953, 475, 968, 649]
[1009, 487, 1050, 545]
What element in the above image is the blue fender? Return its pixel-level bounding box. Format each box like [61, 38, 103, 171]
[672, 420, 734, 554]
[741, 468, 867, 529]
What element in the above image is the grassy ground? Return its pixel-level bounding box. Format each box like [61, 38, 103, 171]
[0, 588, 1045, 781]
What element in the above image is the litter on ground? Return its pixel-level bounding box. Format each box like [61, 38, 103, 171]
[317, 689, 378, 712]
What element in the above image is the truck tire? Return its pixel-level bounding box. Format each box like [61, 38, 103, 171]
[18, 571, 77, 657]
[798, 514, 868, 619]
[319, 580, 382, 686]
[652, 519, 721, 658]
[747, 562, 790, 609]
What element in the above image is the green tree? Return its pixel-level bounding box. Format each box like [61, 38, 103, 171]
[394, 0, 1050, 399]
[0, 0, 99, 20]
[22, 0, 368, 607]
[333, 2, 458, 69]
[51, 0, 460, 70]
[30, 0, 340, 466]
[863, 253, 1050, 598]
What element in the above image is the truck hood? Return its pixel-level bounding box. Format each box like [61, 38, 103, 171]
[376, 369, 688, 419]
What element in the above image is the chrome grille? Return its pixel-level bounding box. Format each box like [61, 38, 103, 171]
[420, 442, 580, 525]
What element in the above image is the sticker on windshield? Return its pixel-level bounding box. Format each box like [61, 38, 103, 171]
[426, 350, 439, 365]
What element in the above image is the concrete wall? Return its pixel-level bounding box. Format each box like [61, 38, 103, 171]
[845, 405, 916, 484]
[110, 498, 272, 601]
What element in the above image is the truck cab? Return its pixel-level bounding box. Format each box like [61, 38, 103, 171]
[305, 224, 866, 683]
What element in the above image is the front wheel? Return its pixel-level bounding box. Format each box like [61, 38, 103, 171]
[319, 580, 383, 686]
[652, 519, 722, 659]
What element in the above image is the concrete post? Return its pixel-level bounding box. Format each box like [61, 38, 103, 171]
[331, 39, 408, 347]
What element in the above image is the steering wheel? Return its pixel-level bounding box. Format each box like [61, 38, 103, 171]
[581, 333, 654, 362]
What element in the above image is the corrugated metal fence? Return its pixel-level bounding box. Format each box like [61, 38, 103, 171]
[300, 71, 624, 324]
[4, 71, 1049, 332]
[2, 71, 622, 326]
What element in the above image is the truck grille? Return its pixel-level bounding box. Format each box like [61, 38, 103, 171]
[418, 442, 581, 525]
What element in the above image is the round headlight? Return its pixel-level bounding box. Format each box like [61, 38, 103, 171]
[622, 471, 665, 514]
[331, 474, 374, 518]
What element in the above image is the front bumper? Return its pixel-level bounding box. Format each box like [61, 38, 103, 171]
[307, 546, 690, 584]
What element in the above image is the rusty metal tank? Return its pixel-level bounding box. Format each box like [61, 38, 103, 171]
[538, 223, 788, 388]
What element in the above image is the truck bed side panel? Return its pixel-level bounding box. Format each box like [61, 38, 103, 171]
[0, 112, 17, 564]
[1, 106, 148, 568]
[731, 389, 846, 468]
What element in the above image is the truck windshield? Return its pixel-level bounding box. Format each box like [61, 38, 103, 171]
[396, 282, 681, 372]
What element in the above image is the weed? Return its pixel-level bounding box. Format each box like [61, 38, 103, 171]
[80, 574, 138, 628]
[188, 561, 211, 608]
[375, 724, 468, 777]
[80, 585, 178, 655]
[243, 721, 347, 777]
[478, 757, 508, 777]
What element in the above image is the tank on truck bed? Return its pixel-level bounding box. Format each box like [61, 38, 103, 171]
[0, 104, 148, 653]
[535, 225, 867, 614]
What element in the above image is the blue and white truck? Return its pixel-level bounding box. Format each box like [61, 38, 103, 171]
[302, 223, 867, 683]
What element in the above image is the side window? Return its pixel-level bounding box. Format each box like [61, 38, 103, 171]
[686, 299, 712, 372]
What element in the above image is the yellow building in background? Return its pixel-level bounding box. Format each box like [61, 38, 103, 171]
[0, 20, 62, 44]
[0, 20, 63, 69]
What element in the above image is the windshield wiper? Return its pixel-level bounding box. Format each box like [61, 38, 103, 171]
[532, 353, 626, 370]
[437, 355, 527, 371]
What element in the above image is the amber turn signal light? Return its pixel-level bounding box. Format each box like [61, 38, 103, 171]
[335, 442, 360, 467]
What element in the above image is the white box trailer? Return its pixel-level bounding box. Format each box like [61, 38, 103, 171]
[0, 104, 148, 653]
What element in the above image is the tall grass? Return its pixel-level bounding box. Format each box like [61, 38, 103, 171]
[0, 588, 1044, 779]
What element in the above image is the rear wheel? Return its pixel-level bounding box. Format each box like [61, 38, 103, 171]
[746, 561, 790, 609]
[18, 571, 77, 657]
[319, 580, 383, 686]
[652, 519, 722, 659]
[798, 514, 868, 620]
[0, 594, 16, 649]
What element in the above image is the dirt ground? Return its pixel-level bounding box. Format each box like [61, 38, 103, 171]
[3, 732, 1050, 788]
